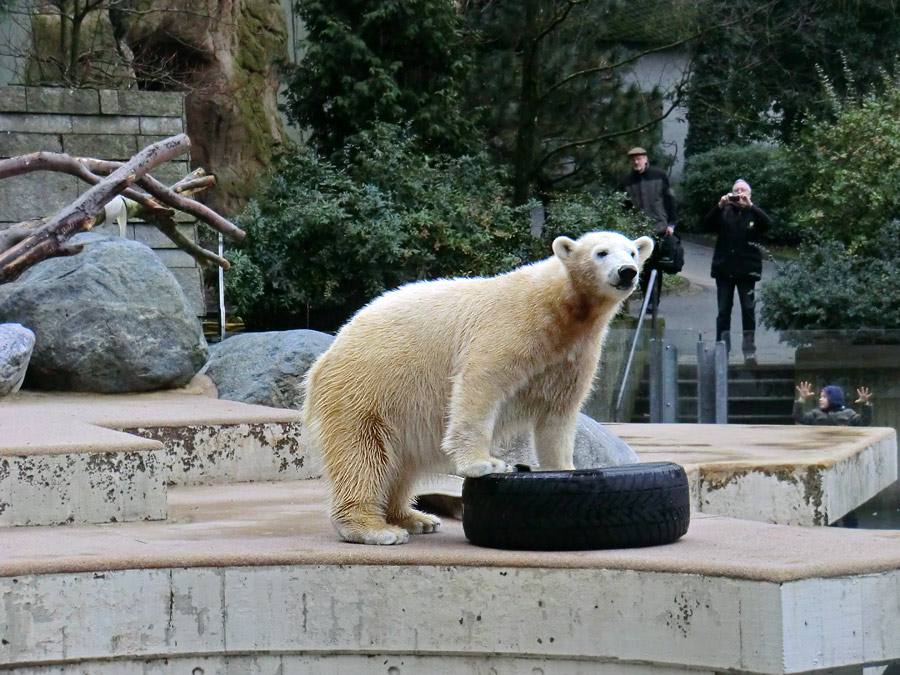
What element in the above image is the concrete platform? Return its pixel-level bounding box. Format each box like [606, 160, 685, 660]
[611, 423, 898, 526]
[0, 413, 167, 527]
[1, 389, 899, 673]
[1, 479, 899, 674]
[2, 391, 896, 527]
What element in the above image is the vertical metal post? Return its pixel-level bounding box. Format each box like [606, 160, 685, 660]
[697, 340, 715, 423]
[661, 343, 678, 422]
[218, 232, 226, 342]
[715, 340, 729, 424]
[530, 204, 545, 237]
[614, 268, 657, 421]
[649, 337, 662, 423]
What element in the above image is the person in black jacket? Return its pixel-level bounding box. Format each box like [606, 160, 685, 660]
[618, 147, 677, 311]
[703, 179, 773, 364]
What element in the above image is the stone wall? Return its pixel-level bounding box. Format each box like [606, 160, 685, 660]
[0, 86, 204, 315]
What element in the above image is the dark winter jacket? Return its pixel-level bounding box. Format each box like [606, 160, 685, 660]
[618, 166, 677, 235]
[793, 402, 872, 426]
[704, 203, 773, 281]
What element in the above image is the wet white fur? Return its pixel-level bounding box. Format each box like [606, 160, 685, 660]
[302, 231, 654, 545]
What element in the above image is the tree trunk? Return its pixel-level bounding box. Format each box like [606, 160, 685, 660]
[512, 0, 541, 206]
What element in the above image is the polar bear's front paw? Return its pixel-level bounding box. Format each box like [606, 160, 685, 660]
[456, 456, 509, 478]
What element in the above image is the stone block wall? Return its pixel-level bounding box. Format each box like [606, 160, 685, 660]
[0, 86, 205, 315]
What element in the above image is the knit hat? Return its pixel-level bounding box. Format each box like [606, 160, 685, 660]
[823, 385, 846, 410]
[627, 146, 647, 156]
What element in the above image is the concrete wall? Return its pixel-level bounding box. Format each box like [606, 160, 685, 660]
[0, 86, 205, 314]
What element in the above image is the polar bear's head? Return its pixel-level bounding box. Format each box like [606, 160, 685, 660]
[551, 231, 654, 298]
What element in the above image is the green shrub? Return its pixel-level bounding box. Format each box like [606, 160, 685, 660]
[759, 220, 900, 330]
[540, 191, 650, 246]
[785, 72, 900, 248]
[679, 144, 799, 242]
[226, 125, 539, 332]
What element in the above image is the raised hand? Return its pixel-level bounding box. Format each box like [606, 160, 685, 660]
[796, 381, 815, 400]
[856, 386, 873, 404]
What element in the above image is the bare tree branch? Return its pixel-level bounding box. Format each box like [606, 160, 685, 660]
[0, 151, 175, 218]
[0, 134, 188, 280]
[144, 212, 231, 270]
[78, 158, 244, 240]
[538, 0, 782, 104]
[534, 98, 682, 173]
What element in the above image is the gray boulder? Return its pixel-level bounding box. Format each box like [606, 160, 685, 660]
[0, 233, 208, 393]
[498, 413, 640, 469]
[203, 329, 334, 409]
[0, 323, 35, 397]
[571, 413, 640, 467]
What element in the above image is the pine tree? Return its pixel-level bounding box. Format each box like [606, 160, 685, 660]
[282, 0, 478, 157]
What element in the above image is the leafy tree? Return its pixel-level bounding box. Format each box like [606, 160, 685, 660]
[281, 0, 478, 157]
[227, 123, 648, 332]
[759, 72, 900, 330]
[226, 125, 536, 331]
[685, 0, 900, 154]
[785, 70, 900, 247]
[461, 0, 698, 203]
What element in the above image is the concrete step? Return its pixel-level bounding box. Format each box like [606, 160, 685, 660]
[0, 390, 320, 526]
[634, 361, 797, 425]
[727, 413, 795, 425]
[0, 416, 167, 527]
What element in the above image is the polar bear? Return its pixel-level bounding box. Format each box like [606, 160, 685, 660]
[302, 231, 654, 545]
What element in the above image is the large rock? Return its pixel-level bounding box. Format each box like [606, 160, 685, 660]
[498, 413, 640, 469]
[203, 329, 334, 409]
[0, 323, 35, 397]
[0, 233, 208, 393]
[571, 413, 641, 467]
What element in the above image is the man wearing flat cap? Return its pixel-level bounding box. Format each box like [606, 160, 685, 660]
[617, 147, 678, 312]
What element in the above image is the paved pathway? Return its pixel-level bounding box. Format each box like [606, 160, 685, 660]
[631, 236, 794, 364]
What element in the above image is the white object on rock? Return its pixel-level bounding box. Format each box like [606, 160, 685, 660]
[104, 195, 128, 238]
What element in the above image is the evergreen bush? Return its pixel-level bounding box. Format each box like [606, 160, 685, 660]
[225, 126, 533, 331]
[759, 220, 900, 330]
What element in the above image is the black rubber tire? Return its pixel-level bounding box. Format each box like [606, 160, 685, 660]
[461, 461, 690, 551]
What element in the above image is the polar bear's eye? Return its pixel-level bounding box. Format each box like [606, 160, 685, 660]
[595, 250, 608, 259]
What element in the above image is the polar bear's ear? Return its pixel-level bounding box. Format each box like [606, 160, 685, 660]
[552, 236, 577, 261]
[634, 236, 655, 267]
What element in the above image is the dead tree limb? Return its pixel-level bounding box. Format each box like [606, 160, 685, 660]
[0, 135, 188, 283]
[0, 134, 246, 284]
[81, 158, 244, 240]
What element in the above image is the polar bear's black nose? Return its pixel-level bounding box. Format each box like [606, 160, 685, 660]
[618, 266, 638, 284]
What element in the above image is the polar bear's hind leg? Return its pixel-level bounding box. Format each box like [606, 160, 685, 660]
[324, 416, 410, 545]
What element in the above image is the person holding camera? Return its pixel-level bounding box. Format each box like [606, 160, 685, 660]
[703, 179, 773, 365]
[617, 147, 678, 312]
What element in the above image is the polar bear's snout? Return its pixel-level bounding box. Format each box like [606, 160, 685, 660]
[614, 265, 639, 289]
[617, 265, 638, 284]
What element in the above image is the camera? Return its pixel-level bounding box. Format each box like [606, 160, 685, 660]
[728, 194, 741, 203]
